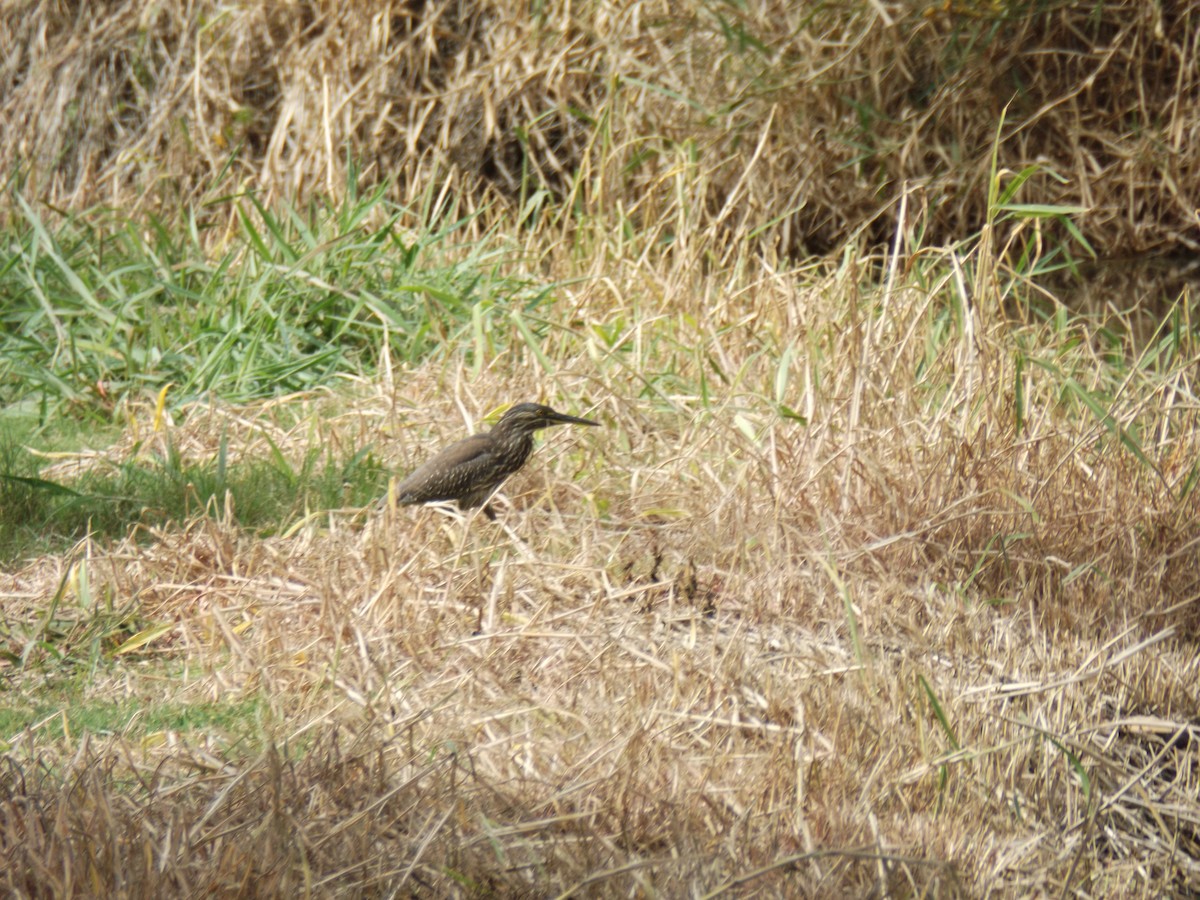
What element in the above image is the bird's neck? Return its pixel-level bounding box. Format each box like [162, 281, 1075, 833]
[494, 429, 535, 463]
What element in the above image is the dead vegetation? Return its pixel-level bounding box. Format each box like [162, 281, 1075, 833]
[3, 220, 1199, 894]
[3, 0, 1198, 255]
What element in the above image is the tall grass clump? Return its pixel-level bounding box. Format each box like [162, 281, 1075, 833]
[0, 174, 545, 423]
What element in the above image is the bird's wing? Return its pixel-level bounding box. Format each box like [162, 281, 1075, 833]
[395, 433, 498, 504]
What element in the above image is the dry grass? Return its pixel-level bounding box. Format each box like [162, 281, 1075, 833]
[3, 0, 1198, 255]
[3, 212, 1199, 894]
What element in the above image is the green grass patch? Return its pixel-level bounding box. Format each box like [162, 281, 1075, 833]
[0, 692, 265, 748]
[0, 429, 389, 564]
[0, 173, 548, 425]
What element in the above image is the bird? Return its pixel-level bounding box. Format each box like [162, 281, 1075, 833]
[394, 402, 599, 519]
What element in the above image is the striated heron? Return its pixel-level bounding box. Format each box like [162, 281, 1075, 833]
[395, 402, 599, 519]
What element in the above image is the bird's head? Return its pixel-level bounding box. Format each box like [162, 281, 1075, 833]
[495, 402, 600, 435]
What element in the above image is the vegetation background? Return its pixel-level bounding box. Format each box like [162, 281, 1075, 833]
[1, 0, 1198, 895]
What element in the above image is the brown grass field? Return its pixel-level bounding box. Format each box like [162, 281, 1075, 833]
[2, 1, 1199, 897]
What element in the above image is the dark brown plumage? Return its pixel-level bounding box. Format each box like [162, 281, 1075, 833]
[395, 402, 599, 519]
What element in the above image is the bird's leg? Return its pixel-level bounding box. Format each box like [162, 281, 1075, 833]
[440, 504, 494, 633]
[471, 516, 492, 632]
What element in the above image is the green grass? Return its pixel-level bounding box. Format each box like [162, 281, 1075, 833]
[0, 173, 546, 425]
[0, 693, 264, 748]
[0, 428, 389, 563]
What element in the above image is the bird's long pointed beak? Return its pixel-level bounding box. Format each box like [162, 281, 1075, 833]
[547, 411, 600, 427]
